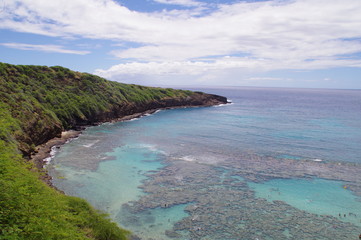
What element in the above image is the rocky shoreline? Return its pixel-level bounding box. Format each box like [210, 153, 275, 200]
[31, 130, 81, 186]
[31, 100, 228, 186]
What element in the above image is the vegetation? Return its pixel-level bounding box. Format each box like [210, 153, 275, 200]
[0, 63, 194, 154]
[0, 62, 199, 239]
[0, 141, 129, 240]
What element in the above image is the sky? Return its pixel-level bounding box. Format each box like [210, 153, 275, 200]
[1, 0, 361, 89]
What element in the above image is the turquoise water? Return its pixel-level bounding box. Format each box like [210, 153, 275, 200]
[49, 87, 361, 239]
[49, 121, 190, 239]
[51, 142, 164, 214]
[118, 204, 190, 240]
[249, 178, 361, 226]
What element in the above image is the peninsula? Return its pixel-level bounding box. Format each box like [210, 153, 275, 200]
[0, 62, 227, 239]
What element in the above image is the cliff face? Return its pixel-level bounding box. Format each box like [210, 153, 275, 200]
[74, 93, 227, 124]
[0, 62, 227, 157]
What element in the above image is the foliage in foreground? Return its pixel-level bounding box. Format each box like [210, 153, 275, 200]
[0, 62, 197, 239]
[0, 140, 129, 240]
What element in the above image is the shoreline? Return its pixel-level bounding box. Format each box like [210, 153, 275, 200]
[31, 103, 226, 186]
[31, 130, 82, 186]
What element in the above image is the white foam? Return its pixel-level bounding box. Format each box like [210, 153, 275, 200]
[214, 103, 233, 107]
[43, 146, 57, 166]
[82, 140, 99, 148]
[65, 137, 78, 144]
[214, 101, 234, 107]
[124, 110, 162, 122]
[313, 158, 323, 162]
[126, 118, 140, 122]
[128, 143, 166, 155]
[102, 122, 114, 126]
[179, 156, 196, 162]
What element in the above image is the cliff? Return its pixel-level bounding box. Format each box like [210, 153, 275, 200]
[0, 63, 226, 156]
[0, 62, 227, 239]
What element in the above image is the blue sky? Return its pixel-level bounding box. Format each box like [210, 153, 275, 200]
[1, 0, 361, 89]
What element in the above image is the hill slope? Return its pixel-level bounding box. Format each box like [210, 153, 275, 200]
[0, 62, 227, 239]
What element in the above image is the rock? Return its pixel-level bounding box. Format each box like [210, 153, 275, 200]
[165, 230, 182, 238]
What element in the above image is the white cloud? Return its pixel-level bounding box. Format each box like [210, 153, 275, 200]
[0, 42, 90, 55]
[94, 56, 361, 85]
[94, 58, 252, 77]
[1, 0, 361, 85]
[152, 0, 204, 7]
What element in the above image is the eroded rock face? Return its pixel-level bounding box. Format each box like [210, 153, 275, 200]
[17, 109, 63, 157]
[66, 92, 227, 127]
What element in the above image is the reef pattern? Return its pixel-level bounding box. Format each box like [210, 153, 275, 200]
[120, 152, 361, 240]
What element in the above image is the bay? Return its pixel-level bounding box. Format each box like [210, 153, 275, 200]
[49, 87, 361, 240]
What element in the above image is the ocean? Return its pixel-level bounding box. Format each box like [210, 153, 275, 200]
[48, 87, 361, 240]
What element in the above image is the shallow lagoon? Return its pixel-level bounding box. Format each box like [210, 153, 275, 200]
[49, 87, 361, 239]
[249, 178, 361, 226]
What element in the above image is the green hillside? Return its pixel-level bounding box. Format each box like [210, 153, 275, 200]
[0, 62, 226, 239]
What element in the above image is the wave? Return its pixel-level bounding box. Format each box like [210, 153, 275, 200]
[178, 155, 197, 162]
[82, 140, 100, 148]
[214, 102, 234, 107]
[313, 158, 323, 162]
[101, 122, 115, 126]
[43, 146, 57, 166]
[126, 118, 140, 122]
[127, 143, 166, 155]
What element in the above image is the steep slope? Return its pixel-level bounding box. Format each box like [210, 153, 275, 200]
[0, 63, 226, 156]
[0, 62, 227, 239]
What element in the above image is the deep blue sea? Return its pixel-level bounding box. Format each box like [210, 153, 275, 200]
[48, 87, 361, 240]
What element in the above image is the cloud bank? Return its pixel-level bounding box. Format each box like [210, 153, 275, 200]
[0, 43, 90, 55]
[152, 0, 204, 7]
[1, 0, 361, 85]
